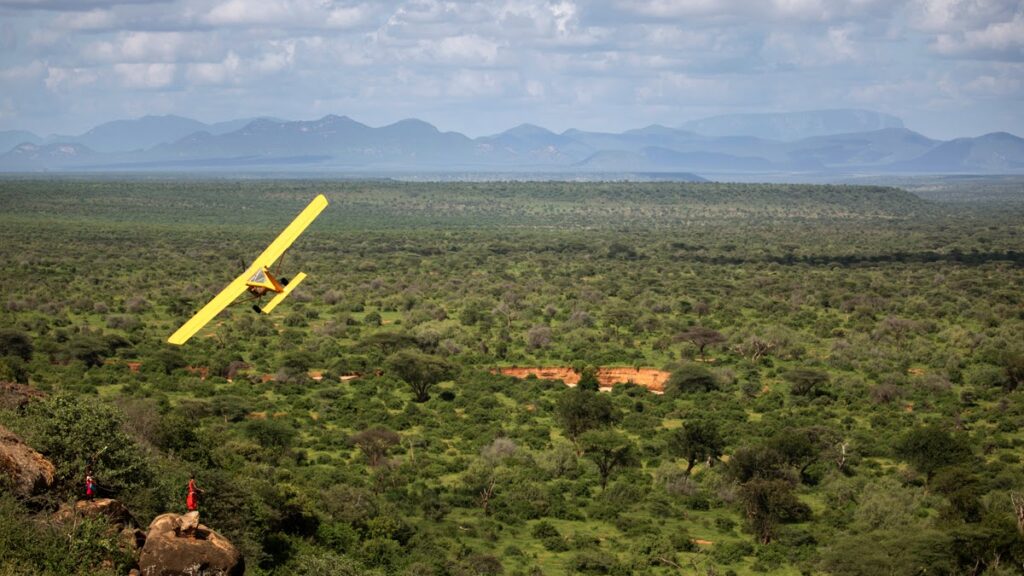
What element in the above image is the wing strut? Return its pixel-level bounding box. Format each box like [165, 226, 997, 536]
[166, 195, 328, 345]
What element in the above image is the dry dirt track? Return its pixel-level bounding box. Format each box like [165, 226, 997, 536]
[495, 366, 669, 394]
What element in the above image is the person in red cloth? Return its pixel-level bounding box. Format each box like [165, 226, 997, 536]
[186, 473, 204, 511]
[85, 469, 96, 500]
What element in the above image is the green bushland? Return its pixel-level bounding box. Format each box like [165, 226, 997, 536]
[1, 177, 1023, 575]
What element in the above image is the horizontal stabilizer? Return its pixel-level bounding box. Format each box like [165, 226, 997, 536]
[261, 272, 307, 314]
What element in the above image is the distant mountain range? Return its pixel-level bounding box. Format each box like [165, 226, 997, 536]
[680, 109, 904, 141]
[1, 109, 1022, 177]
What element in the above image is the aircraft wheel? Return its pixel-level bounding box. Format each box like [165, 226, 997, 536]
[280, 277, 289, 286]
[252, 304, 262, 314]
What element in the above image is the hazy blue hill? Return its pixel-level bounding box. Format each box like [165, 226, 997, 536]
[139, 115, 488, 168]
[785, 127, 939, 167]
[564, 126, 786, 163]
[576, 146, 772, 172]
[35, 115, 283, 155]
[0, 141, 95, 169]
[2, 111, 1022, 175]
[206, 117, 282, 135]
[894, 132, 1024, 172]
[0, 130, 42, 154]
[70, 115, 210, 152]
[149, 115, 373, 160]
[371, 118, 484, 164]
[479, 123, 592, 163]
[562, 127, 702, 154]
[682, 109, 904, 141]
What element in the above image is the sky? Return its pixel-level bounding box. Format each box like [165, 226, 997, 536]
[0, 0, 1021, 139]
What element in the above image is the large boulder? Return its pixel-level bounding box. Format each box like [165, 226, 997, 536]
[0, 424, 55, 498]
[139, 512, 244, 576]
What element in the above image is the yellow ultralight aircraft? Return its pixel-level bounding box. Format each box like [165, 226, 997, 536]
[167, 194, 329, 345]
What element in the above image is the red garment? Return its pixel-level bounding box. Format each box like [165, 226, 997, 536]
[85, 476, 94, 498]
[186, 479, 198, 511]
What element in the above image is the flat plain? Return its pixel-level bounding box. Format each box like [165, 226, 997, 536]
[1, 176, 1023, 576]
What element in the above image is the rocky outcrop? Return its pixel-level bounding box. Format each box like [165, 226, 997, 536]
[53, 498, 146, 558]
[496, 366, 671, 393]
[0, 380, 45, 411]
[139, 512, 244, 576]
[54, 498, 135, 529]
[0, 424, 55, 498]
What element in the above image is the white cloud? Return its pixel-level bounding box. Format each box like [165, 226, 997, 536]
[634, 72, 731, 105]
[909, 0, 1018, 32]
[0, 60, 46, 82]
[186, 52, 241, 85]
[203, 0, 374, 29]
[253, 41, 295, 73]
[326, 4, 370, 28]
[498, 0, 580, 37]
[525, 78, 545, 97]
[203, 0, 283, 25]
[81, 31, 215, 66]
[1, 0, 1022, 138]
[120, 32, 186, 61]
[549, 1, 576, 34]
[26, 28, 63, 49]
[446, 69, 516, 98]
[761, 27, 864, 69]
[52, 8, 116, 30]
[426, 34, 500, 65]
[0, 0, 163, 9]
[613, 0, 895, 22]
[964, 71, 1023, 97]
[44, 66, 100, 91]
[114, 62, 176, 88]
[932, 12, 1024, 59]
[614, 0, 740, 18]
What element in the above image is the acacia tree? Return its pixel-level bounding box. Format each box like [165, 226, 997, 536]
[665, 364, 717, 395]
[1002, 351, 1024, 391]
[386, 349, 454, 402]
[768, 426, 843, 485]
[739, 479, 811, 544]
[676, 326, 725, 360]
[0, 329, 32, 362]
[464, 439, 519, 515]
[668, 419, 724, 475]
[351, 427, 401, 467]
[556, 388, 617, 442]
[895, 425, 974, 483]
[785, 368, 830, 397]
[580, 429, 638, 490]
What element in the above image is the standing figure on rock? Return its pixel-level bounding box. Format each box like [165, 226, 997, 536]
[84, 469, 96, 500]
[186, 473, 204, 512]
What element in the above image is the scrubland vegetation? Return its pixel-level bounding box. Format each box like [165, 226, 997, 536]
[1, 177, 1023, 575]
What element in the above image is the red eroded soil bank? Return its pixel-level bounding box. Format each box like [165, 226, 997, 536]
[496, 366, 670, 393]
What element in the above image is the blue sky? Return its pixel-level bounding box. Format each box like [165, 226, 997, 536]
[0, 0, 1021, 139]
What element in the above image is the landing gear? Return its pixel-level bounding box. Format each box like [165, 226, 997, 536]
[252, 304, 263, 314]
[280, 277, 289, 286]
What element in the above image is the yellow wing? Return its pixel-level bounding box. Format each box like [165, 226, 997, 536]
[167, 195, 329, 345]
[250, 194, 329, 269]
[167, 278, 249, 345]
